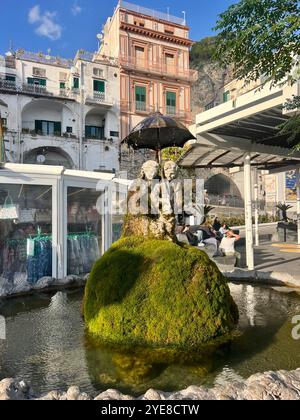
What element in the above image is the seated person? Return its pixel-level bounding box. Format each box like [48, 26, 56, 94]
[176, 225, 190, 245]
[183, 225, 199, 246]
[198, 222, 219, 256]
[212, 217, 221, 232]
[220, 229, 241, 267]
[219, 224, 229, 238]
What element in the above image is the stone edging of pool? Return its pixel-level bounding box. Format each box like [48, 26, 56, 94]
[1, 268, 300, 300]
[223, 268, 300, 289]
[1, 368, 300, 400]
[0, 275, 88, 300]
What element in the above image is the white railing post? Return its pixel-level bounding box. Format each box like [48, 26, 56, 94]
[297, 168, 300, 245]
[254, 168, 260, 246]
[244, 153, 254, 270]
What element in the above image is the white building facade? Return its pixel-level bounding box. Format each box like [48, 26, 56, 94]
[0, 50, 120, 173]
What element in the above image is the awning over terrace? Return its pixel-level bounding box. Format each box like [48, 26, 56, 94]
[179, 132, 300, 170]
[179, 127, 300, 272]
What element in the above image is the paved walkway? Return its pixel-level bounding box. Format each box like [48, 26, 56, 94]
[236, 243, 300, 276]
[208, 223, 300, 287]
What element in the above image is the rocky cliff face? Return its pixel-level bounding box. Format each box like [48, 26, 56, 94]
[191, 61, 234, 119]
[189, 36, 234, 119]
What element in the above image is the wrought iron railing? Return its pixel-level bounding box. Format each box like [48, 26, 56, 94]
[121, 101, 191, 120]
[93, 92, 106, 102]
[204, 100, 220, 111]
[119, 0, 186, 25]
[166, 105, 177, 116]
[135, 101, 147, 112]
[206, 194, 244, 208]
[22, 83, 51, 95]
[0, 79, 55, 97]
[119, 56, 198, 81]
[0, 79, 16, 91]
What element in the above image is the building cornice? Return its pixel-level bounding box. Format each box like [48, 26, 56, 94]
[120, 22, 194, 47]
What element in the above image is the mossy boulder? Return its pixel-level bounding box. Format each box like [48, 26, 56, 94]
[83, 236, 238, 349]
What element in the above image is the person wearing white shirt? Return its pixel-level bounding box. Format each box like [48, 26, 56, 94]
[220, 230, 241, 266]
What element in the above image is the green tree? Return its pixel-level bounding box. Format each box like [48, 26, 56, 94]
[161, 146, 187, 163]
[214, 0, 300, 142]
[190, 36, 217, 68]
[214, 0, 300, 87]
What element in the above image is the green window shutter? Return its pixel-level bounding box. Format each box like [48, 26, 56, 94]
[28, 78, 46, 86]
[135, 86, 146, 102]
[93, 80, 105, 92]
[54, 122, 61, 135]
[5, 75, 15, 82]
[166, 91, 176, 107]
[73, 77, 79, 89]
[35, 120, 42, 132]
[60, 82, 65, 89]
[223, 91, 230, 103]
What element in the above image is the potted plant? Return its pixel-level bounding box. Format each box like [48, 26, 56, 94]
[277, 203, 297, 243]
[277, 203, 293, 222]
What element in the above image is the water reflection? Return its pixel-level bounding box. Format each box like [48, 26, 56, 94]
[0, 284, 299, 396]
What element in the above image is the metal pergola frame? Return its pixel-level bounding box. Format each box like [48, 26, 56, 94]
[179, 132, 300, 271]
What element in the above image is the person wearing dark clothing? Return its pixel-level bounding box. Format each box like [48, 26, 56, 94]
[212, 217, 221, 232]
[183, 225, 199, 246]
[198, 222, 219, 256]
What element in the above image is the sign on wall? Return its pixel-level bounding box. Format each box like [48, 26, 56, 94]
[286, 170, 297, 201]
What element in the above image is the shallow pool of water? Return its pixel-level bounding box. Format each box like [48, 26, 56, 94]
[0, 283, 300, 397]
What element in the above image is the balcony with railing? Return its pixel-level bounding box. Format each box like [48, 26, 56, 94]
[121, 100, 155, 114]
[166, 109, 192, 121]
[85, 91, 114, 107]
[121, 101, 191, 121]
[0, 78, 55, 97]
[21, 128, 78, 140]
[0, 78, 80, 101]
[0, 79, 17, 92]
[119, 56, 198, 82]
[22, 83, 52, 96]
[135, 101, 147, 113]
[166, 105, 177, 116]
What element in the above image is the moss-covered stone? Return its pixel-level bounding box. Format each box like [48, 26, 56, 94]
[83, 236, 238, 349]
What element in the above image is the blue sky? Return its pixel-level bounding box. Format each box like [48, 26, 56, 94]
[0, 0, 238, 58]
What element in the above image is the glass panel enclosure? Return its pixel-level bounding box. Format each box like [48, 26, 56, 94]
[0, 184, 52, 285]
[112, 215, 123, 243]
[67, 187, 102, 276]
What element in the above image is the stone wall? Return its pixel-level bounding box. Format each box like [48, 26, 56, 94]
[2, 369, 300, 400]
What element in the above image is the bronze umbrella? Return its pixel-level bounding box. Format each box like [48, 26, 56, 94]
[121, 112, 196, 162]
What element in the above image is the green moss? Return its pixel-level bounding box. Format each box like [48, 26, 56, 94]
[83, 236, 238, 349]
